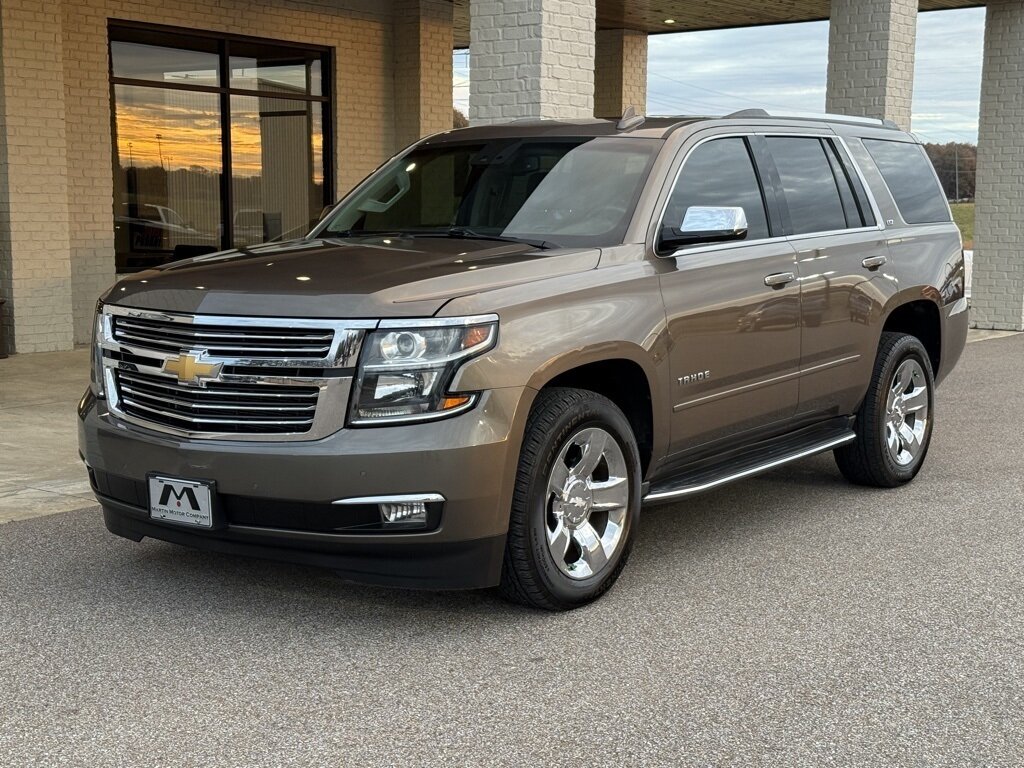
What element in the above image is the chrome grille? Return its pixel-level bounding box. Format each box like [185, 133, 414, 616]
[112, 315, 334, 359]
[99, 306, 374, 441]
[114, 370, 320, 435]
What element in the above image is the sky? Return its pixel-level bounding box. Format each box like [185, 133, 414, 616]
[453, 7, 985, 144]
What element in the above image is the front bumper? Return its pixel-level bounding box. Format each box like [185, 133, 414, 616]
[79, 386, 532, 589]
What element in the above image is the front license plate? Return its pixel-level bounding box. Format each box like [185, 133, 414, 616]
[148, 475, 214, 528]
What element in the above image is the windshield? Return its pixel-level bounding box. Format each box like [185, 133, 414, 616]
[318, 137, 661, 248]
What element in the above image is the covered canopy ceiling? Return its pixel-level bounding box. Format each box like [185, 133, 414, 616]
[451, 0, 982, 49]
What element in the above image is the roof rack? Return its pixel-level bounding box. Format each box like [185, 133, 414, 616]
[723, 108, 900, 130]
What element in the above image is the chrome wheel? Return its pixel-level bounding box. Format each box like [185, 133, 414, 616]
[885, 358, 930, 466]
[545, 427, 630, 580]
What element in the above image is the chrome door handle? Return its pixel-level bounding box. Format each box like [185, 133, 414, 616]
[764, 272, 796, 287]
[862, 255, 888, 270]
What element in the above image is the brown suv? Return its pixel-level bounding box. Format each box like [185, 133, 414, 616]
[79, 111, 968, 610]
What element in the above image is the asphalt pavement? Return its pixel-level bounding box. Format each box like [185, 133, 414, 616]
[1, 335, 1022, 767]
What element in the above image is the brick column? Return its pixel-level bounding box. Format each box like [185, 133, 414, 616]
[594, 29, 647, 119]
[393, 0, 455, 147]
[826, 0, 917, 130]
[469, 0, 595, 124]
[971, 1, 1024, 331]
[0, 0, 74, 353]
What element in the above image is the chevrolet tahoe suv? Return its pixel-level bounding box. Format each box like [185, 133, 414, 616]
[80, 110, 968, 610]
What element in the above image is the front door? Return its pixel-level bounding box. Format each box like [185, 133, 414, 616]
[657, 136, 801, 464]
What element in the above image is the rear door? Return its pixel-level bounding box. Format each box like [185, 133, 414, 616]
[761, 133, 892, 419]
[657, 134, 801, 463]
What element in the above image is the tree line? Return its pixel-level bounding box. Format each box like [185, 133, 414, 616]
[924, 142, 976, 201]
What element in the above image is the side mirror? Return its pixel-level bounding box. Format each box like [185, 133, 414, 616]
[659, 206, 748, 254]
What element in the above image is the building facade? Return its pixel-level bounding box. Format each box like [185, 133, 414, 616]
[1, 0, 1021, 355]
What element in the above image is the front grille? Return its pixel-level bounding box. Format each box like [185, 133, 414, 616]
[114, 370, 320, 435]
[112, 315, 334, 359]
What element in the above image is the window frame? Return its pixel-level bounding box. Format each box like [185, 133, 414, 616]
[108, 20, 334, 260]
[654, 134, 779, 257]
[762, 134, 881, 238]
[861, 137, 953, 226]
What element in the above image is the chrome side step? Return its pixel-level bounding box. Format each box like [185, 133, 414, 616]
[643, 428, 855, 505]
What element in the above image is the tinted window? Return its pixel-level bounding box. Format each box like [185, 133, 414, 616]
[831, 141, 877, 227]
[823, 141, 863, 227]
[664, 138, 770, 244]
[864, 139, 951, 224]
[323, 138, 660, 248]
[767, 137, 849, 235]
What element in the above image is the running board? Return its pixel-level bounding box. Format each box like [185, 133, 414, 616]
[643, 424, 855, 505]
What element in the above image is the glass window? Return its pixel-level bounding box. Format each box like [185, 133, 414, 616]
[229, 41, 321, 95]
[830, 141, 877, 227]
[767, 137, 849, 235]
[663, 138, 770, 243]
[109, 26, 331, 271]
[111, 85, 223, 271]
[323, 138, 660, 248]
[231, 97, 325, 246]
[111, 41, 220, 87]
[863, 139, 951, 224]
[823, 141, 863, 228]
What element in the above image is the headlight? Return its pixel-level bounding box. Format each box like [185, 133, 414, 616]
[90, 304, 105, 398]
[349, 316, 498, 425]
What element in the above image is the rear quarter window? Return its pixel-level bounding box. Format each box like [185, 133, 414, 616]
[863, 139, 950, 225]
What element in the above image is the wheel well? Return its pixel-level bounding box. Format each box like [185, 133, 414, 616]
[544, 360, 654, 476]
[883, 300, 941, 375]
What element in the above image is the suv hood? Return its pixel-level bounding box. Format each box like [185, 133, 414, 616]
[104, 237, 600, 318]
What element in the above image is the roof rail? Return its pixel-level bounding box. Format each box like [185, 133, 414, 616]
[722, 108, 900, 130]
[617, 105, 646, 132]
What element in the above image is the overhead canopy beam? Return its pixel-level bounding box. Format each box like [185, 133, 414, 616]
[452, 0, 982, 48]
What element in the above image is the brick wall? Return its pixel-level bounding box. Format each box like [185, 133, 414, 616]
[1, 0, 412, 352]
[594, 28, 647, 119]
[0, 0, 75, 353]
[469, 0, 595, 123]
[971, 0, 1024, 331]
[394, 0, 455, 147]
[825, 0, 917, 130]
[60, 0, 400, 346]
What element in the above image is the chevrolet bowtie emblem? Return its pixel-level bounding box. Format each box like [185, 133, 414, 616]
[163, 353, 222, 385]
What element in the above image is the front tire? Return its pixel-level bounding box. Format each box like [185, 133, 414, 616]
[835, 332, 935, 487]
[498, 388, 641, 610]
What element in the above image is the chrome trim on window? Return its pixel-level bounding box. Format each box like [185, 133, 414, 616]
[654, 130, 888, 260]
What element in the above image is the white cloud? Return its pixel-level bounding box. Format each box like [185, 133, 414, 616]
[452, 7, 985, 142]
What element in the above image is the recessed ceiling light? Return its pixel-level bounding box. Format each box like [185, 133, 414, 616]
[296, 275, 311, 281]
[664, 18, 675, 24]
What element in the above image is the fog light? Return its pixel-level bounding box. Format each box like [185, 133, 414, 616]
[380, 501, 428, 525]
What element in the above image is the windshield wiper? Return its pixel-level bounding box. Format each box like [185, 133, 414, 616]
[324, 227, 554, 250]
[437, 228, 553, 250]
[323, 229, 410, 239]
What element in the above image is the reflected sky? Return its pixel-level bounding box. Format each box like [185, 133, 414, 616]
[114, 85, 324, 181]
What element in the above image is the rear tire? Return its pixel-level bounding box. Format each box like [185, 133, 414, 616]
[498, 387, 641, 610]
[835, 332, 935, 487]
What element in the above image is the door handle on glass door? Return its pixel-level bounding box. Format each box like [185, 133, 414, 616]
[764, 272, 796, 287]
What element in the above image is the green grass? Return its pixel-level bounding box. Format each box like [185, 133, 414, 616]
[950, 202, 975, 247]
